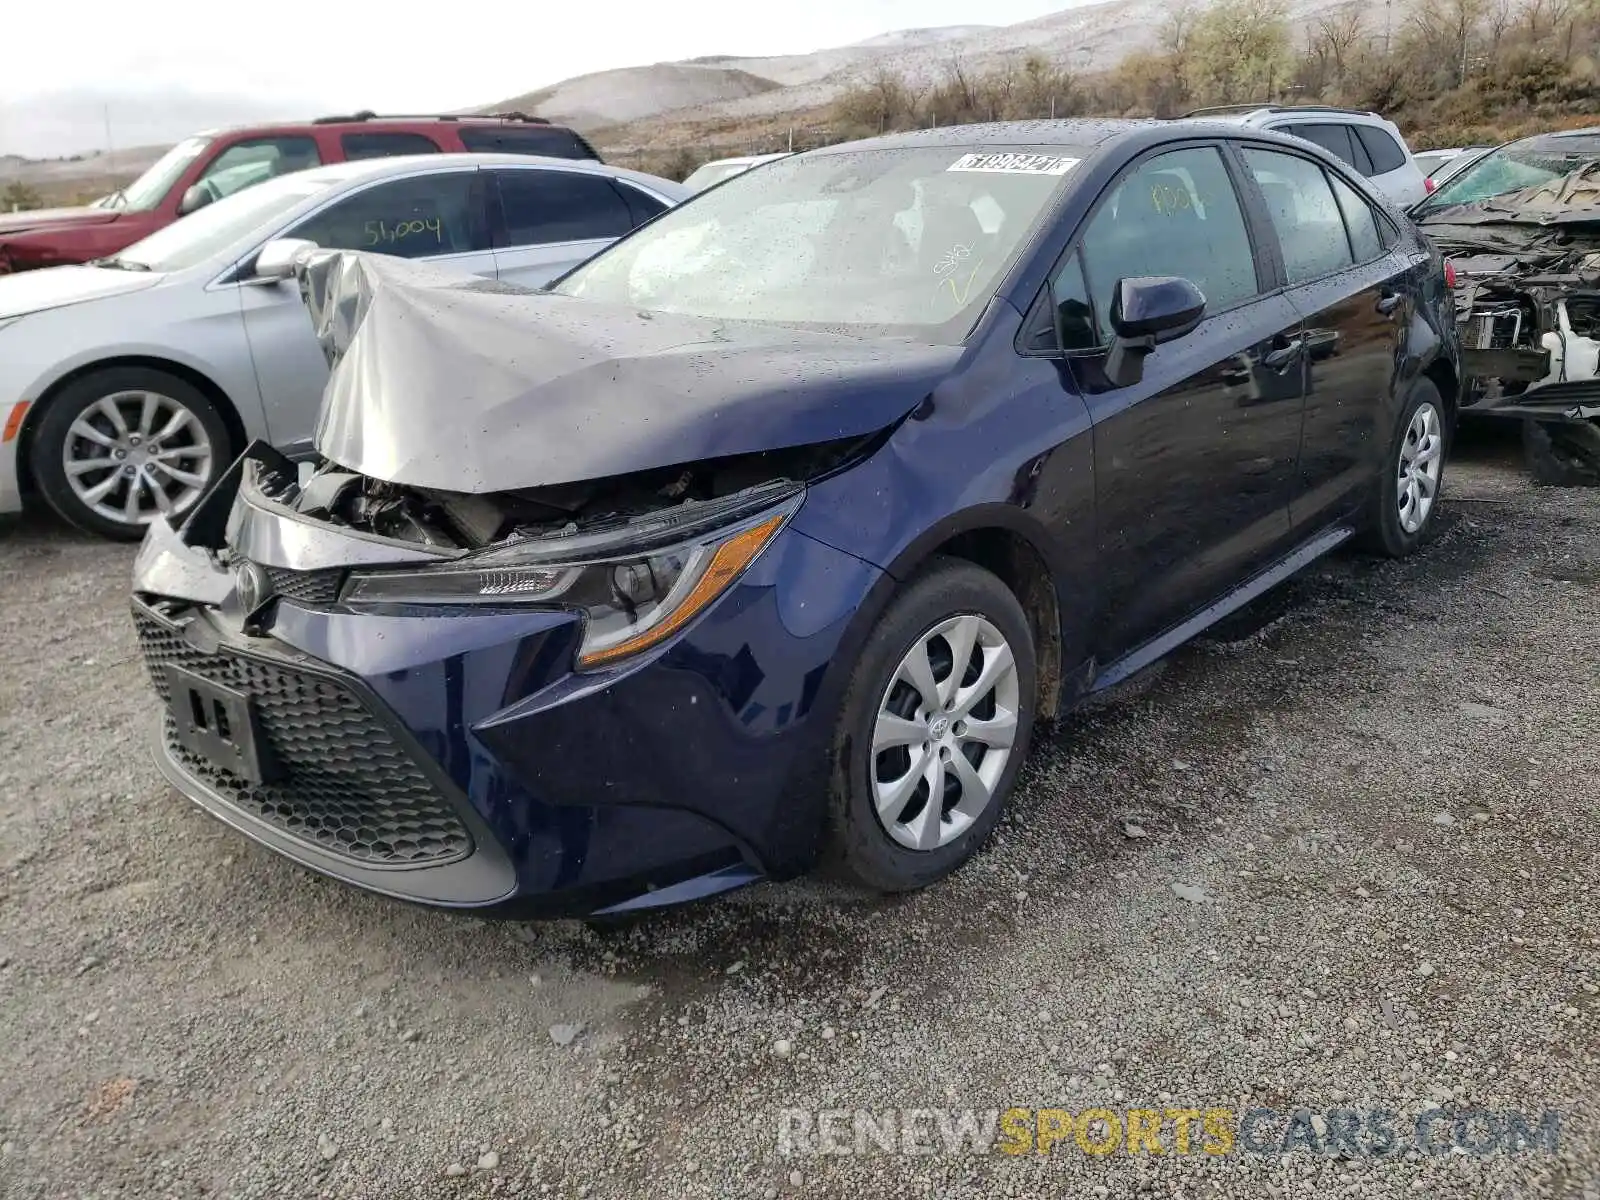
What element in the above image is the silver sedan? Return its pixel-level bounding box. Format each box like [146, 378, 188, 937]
[0, 153, 686, 538]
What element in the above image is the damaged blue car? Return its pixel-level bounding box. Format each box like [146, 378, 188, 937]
[131, 121, 1460, 915]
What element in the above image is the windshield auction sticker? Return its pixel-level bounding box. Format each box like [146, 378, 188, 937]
[947, 153, 1080, 175]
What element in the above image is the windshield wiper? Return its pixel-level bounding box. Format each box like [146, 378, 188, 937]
[95, 255, 151, 271]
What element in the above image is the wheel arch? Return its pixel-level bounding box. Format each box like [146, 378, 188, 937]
[876, 505, 1076, 721]
[1420, 354, 1460, 439]
[16, 356, 247, 495]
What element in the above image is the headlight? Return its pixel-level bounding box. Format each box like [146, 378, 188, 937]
[340, 482, 802, 670]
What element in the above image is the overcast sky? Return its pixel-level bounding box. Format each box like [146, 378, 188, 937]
[1, 0, 1078, 157]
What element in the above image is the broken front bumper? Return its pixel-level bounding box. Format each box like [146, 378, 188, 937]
[1459, 370, 1600, 422]
[130, 451, 884, 916]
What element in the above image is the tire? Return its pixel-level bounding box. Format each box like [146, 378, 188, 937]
[1523, 419, 1600, 488]
[824, 557, 1037, 892]
[29, 367, 233, 541]
[1358, 377, 1448, 558]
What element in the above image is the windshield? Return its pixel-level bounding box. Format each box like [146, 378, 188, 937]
[113, 173, 329, 272]
[113, 136, 212, 212]
[1417, 135, 1600, 215]
[555, 146, 1079, 341]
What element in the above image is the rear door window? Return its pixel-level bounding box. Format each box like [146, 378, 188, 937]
[1328, 173, 1383, 263]
[460, 126, 597, 160]
[289, 172, 487, 258]
[614, 183, 669, 226]
[1354, 126, 1408, 175]
[340, 132, 443, 160]
[1283, 123, 1363, 173]
[1078, 145, 1261, 327]
[494, 169, 635, 246]
[1241, 148, 1355, 283]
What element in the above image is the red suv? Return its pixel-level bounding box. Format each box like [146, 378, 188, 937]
[0, 112, 600, 272]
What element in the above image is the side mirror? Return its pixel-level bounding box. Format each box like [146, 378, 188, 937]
[250, 237, 318, 284]
[1103, 276, 1206, 388]
[177, 184, 213, 216]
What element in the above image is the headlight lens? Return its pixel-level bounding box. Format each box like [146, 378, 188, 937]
[340, 482, 802, 669]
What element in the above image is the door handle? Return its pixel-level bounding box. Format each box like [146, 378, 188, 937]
[1262, 338, 1305, 371]
[1376, 292, 1403, 316]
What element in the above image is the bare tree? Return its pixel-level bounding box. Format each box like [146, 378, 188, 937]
[1309, 6, 1366, 89]
[1483, 0, 1515, 51]
[1407, 0, 1490, 86]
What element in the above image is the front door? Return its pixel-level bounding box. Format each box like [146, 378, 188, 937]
[1236, 146, 1414, 530]
[1061, 144, 1307, 659]
[236, 169, 495, 454]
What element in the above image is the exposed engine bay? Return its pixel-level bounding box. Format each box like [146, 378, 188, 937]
[1452, 249, 1600, 401]
[244, 434, 876, 552]
[1420, 162, 1600, 484]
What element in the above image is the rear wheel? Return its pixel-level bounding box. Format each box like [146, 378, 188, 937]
[1523, 419, 1600, 487]
[825, 558, 1037, 892]
[29, 366, 232, 541]
[1359, 378, 1447, 558]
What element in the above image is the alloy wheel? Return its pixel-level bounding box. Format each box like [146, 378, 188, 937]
[62, 390, 214, 528]
[870, 613, 1021, 851]
[1397, 401, 1443, 535]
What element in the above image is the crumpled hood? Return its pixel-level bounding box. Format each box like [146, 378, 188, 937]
[0, 205, 120, 236]
[0, 264, 162, 321]
[1421, 161, 1600, 238]
[299, 251, 962, 494]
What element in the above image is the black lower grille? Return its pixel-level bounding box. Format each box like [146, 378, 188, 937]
[263, 565, 345, 607]
[133, 604, 472, 867]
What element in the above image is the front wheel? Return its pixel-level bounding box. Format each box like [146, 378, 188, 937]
[825, 557, 1037, 892]
[1359, 378, 1448, 558]
[29, 366, 232, 541]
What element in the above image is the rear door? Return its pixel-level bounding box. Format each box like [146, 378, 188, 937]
[337, 131, 447, 161]
[1236, 145, 1415, 531]
[1059, 143, 1308, 658]
[1352, 124, 1427, 206]
[488, 168, 664, 286]
[457, 125, 600, 161]
[236, 168, 494, 453]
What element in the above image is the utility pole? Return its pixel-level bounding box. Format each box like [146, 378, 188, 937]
[1384, 0, 1393, 55]
[103, 103, 114, 159]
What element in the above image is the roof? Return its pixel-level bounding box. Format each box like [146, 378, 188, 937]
[1502, 127, 1600, 152]
[700, 152, 793, 168]
[1178, 103, 1381, 120]
[192, 112, 579, 139]
[262, 153, 684, 194]
[814, 118, 1158, 155]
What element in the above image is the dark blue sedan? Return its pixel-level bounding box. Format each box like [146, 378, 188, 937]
[131, 120, 1461, 915]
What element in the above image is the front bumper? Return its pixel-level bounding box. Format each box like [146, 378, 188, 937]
[1459, 373, 1600, 423]
[130, 469, 883, 917]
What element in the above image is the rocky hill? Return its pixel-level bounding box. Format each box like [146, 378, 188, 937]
[482, 1, 1359, 132]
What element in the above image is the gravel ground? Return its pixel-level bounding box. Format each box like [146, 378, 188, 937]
[1, 428, 1596, 1200]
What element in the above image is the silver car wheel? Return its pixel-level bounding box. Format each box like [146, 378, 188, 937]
[870, 613, 1021, 851]
[62, 390, 214, 528]
[1396, 401, 1443, 535]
